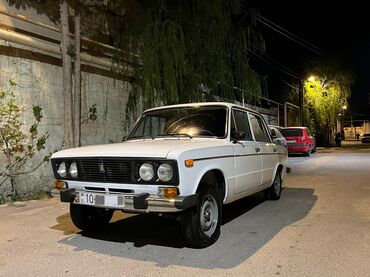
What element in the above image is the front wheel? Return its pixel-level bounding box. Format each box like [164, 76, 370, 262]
[70, 203, 114, 231]
[264, 170, 282, 200]
[180, 185, 222, 248]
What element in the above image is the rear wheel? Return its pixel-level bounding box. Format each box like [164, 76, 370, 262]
[180, 184, 222, 248]
[264, 170, 282, 200]
[70, 203, 113, 231]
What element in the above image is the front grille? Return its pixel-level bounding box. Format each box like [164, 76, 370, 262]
[52, 157, 179, 185]
[78, 158, 133, 183]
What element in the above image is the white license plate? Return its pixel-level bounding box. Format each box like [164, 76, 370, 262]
[287, 140, 296, 143]
[78, 192, 125, 207]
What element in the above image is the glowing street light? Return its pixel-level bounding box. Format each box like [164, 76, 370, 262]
[307, 75, 316, 82]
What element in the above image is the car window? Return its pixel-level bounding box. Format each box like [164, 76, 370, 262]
[272, 127, 283, 138]
[281, 128, 303, 137]
[270, 128, 277, 137]
[231, 109, 253, 141]
[249, 113, 270, 142]
[306, 128, 311, 136]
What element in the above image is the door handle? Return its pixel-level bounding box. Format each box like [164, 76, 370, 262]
[255, 147, 261, 153]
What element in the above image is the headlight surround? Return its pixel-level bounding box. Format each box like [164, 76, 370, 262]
[157, 163, 173, 182]
[69, 161, 78, 178]
[139, 163, 155, 181]
[57, 162, 67, 178]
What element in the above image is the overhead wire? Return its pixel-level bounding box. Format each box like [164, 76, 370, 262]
[257, 16, 325, 56]
[247, 47, 301, 80]
[258, 15, 324, 55]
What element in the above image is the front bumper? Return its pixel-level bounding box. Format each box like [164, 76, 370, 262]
[60, 188, 198, 213]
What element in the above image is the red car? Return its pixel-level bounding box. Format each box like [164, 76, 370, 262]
[281, 127, 316, 156]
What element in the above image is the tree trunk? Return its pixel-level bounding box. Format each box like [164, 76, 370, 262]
[60, 0, 73, 149]
[73, 2, 81, 147]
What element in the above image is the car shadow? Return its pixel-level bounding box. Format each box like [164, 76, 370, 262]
[53, 187, 317, 269]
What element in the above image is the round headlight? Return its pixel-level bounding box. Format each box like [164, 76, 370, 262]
[157, 163, 173, 182]
[69, 161, 78, 178]
[139, 163, 154, 181]
[57, 162, 67, 178]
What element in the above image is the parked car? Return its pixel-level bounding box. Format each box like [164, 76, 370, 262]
[51, 102, 289, 248]
[362, 133, 370, 143]
[269, 125, 287, 148]
[281, 127, 316, 156]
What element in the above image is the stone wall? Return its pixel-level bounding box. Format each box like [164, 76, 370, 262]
[0, 41, 132, 197]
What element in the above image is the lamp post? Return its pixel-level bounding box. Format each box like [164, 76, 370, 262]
[340, 105, 347, 138]
[300, 75, 316, 125]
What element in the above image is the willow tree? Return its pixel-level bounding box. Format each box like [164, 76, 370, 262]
[113, 0, 263, 116]
[304, 73, 351, 143]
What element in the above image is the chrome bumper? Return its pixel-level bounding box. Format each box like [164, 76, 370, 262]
[60, 189, 198, 213]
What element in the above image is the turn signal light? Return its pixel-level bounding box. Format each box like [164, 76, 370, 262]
[55, 180, 68, 190]
[185, 159, 194, 168]
[158, 187, 179, 199]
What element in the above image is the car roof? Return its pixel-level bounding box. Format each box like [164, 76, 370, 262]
[144, 102, 260, 114]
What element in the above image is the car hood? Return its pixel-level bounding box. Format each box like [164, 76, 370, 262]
[51, 138, 226, 159]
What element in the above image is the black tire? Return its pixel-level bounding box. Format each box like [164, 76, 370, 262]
[264, 170, 282, 200]
[306, 149, 311, 157]
[70, 203, 114, 231]
[180, 185, 222, 248]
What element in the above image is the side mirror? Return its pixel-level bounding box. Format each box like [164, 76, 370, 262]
[232, 131, 246, 142]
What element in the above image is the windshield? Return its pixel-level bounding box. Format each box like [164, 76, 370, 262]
[128, 106, 228, 139]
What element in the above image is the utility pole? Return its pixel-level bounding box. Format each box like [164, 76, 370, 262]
[299, 79, 304, 125]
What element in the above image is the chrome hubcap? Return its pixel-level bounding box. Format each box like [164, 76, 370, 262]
[200, 195, 218, 237]
[274, 174, 281, 194]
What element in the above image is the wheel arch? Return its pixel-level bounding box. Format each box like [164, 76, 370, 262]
[197, 169, 227, 202]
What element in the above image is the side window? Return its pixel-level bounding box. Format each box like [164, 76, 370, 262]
[231, 110, 253, 141]
[249, 113, 270, 142]
[306, 128, 311, 136]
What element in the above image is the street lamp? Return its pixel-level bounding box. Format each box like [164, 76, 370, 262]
[307, 75, 316, 82]
[300, 75, 316, 125]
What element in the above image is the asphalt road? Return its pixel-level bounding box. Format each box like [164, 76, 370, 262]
[1, 141, 370, 276]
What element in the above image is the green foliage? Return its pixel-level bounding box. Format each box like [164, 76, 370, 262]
[304, 74, 351, 139]
[117, 0, 262, 115]
[0, 81, 50, 199]
[81, 103, 97, 123]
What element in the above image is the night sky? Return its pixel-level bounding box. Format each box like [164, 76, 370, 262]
[249, 1, 370, 115]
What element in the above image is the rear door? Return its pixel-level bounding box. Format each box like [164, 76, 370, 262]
[248, 113, 277, 186]
[231, 109, 263, 193]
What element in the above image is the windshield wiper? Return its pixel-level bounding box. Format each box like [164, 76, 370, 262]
[124, 135, 152, 141]
[155, 133, 193, 139]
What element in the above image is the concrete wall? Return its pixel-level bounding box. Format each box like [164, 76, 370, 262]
[0, 39, 132, 196]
